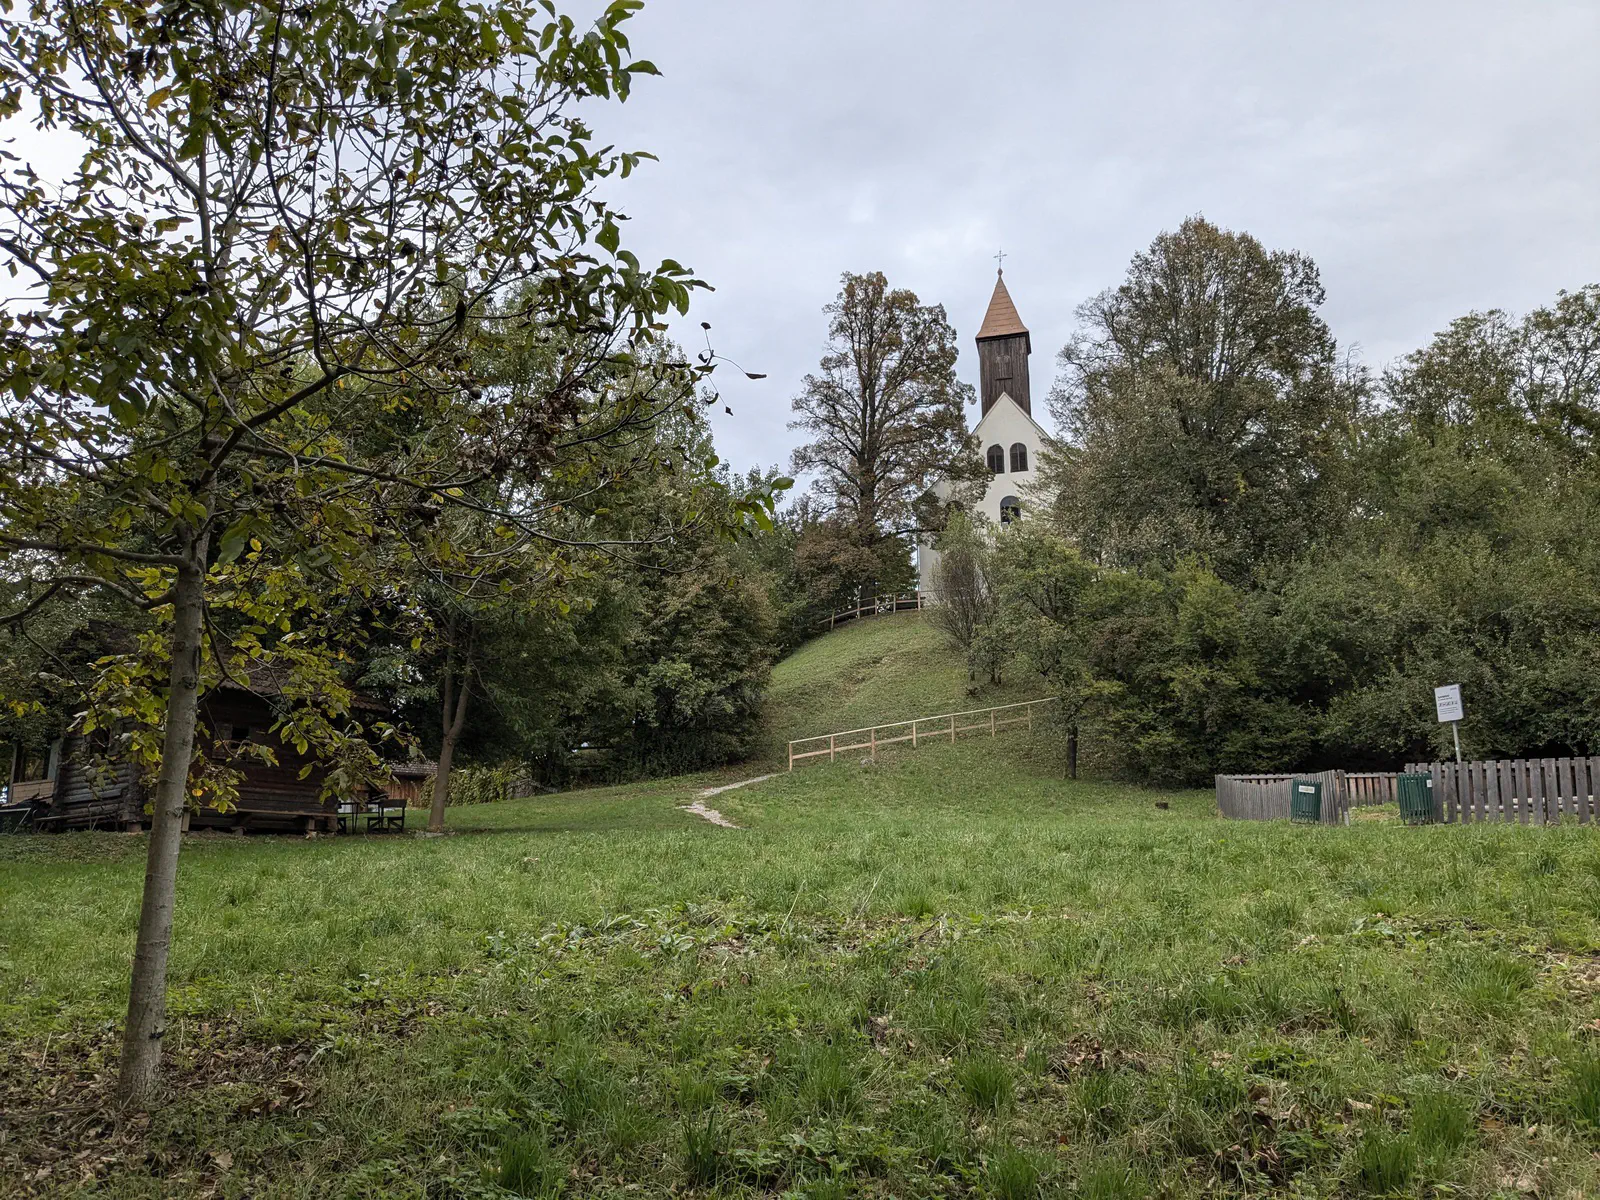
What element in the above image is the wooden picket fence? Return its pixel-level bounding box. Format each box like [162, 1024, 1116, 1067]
[819, 591, 939, 630]
[1215, 771, 1352, 824]
[1345, 771, 1400, 807]
[1218, 757, 1600, 826]
[1421, 756, 1600, 825]
[787, 698, 1055, 771]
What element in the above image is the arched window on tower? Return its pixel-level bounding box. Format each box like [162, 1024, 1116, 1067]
[999, 496, 1022, 525]
[986, 444, 1004, 474]
[1009, 443, 1028, 473]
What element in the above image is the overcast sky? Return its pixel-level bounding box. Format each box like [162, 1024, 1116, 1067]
[593, 0, 1600, 477]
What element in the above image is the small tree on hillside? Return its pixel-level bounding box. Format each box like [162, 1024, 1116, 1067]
[0, 0, 774, 1105]
[928, 510, 998, 680]
[790, 272, 984, 575]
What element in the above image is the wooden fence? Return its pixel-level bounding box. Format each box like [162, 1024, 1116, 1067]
[1345, 772, 1400, 807]
[788, 698, 1055, 771]
[819, 591, 939, 630]
[1215, 771, 1351, 824]
[1218, 757, 1600, 826]
[1421, 756, 1600, 825]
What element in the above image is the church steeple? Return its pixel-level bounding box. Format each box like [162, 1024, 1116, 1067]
[975, 268, 1031, 416]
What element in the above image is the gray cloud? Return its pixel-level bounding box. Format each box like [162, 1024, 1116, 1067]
[597, 0, 1600, 474]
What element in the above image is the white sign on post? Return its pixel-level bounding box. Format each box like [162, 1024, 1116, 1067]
[1434, 684, 1464, 724]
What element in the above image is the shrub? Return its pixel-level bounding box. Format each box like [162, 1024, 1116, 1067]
[446, 763, 516, 807]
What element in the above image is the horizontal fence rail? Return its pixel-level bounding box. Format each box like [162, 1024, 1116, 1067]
[787, 698, 1056, 771]
[1218, 757, 1600, 826]
[819, 591, 939, 630]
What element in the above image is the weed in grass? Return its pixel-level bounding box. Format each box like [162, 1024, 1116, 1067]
[794, 1041, 862, 1119]
[1313, 981, 1359, 1034]
[913, 968, 988, 1054]
[677, 1074, 717, 1113]
[1454, 951, 1535, 1014]
[498, 1129, 564, 1198]
[1354, 1127, 1418, 1195]
[795, 1176, 852, 1200]
[682, 1111, 727, 1187]
[1072, 1069, 1129, 1134]
[894, 1100, 965, 1172]
[1022, 1042, 1051, 1077]
[956, 1052, 1014, 1114]
[1183, 972, 1252, 1029]
[1564, 1053, 1600, 1126]
[896, 887, 936, 919]
[1075, 1157, 1145, 1200]
[1410, 1087, 1471, 1154]
[985, 1146, 1045, 1199]
[1528, 846, 1563, 877]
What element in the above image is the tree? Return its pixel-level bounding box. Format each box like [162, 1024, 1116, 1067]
[0, 0, 744, 1105]
[927, 510, 998, 680]
[989, 527, 1140, 778]
[1382, 284, 1600, 450]
[1042, 216, 1365, 581]
[790, 272, 983, 561]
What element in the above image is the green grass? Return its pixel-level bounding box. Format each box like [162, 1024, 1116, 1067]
[6, 619, 1600, 1195]
[759, 610, 1046, 760]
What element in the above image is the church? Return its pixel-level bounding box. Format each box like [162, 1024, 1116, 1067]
[917, 266, 1049, 590]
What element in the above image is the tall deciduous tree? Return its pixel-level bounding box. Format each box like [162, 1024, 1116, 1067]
[1042, 216, 1365, 581]
[0, 0, 750, 1105]
[1382, 284, 1600, 448]
[789, 272, 982, 557]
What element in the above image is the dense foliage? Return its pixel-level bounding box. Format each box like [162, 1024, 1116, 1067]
[945, 234, 1600, 784]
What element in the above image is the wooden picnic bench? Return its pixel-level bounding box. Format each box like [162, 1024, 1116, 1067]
[336, 792, 406, 834]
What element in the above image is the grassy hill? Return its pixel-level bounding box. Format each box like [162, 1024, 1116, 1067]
[759, 611, 1048, 762]
[9, 628, 1600, 1195]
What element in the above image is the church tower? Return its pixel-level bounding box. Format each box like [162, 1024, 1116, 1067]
[975, 269, 1031, 416]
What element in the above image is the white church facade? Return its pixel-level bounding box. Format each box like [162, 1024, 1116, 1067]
[917, 269, 1049, 589]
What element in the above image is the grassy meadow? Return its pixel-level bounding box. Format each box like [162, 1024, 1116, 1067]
[5, 615, 1600, 1196]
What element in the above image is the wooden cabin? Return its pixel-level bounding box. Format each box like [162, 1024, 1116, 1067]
[2, 679, 404, 835]
[384, 761, 436, 806]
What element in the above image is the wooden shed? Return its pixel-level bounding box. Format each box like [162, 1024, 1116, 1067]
[3, 677, 396, 834]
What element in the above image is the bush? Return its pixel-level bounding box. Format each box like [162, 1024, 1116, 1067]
[446, 764, 516, 807]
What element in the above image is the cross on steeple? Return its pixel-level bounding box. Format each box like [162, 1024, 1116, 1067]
[994, 248, 1007, 275]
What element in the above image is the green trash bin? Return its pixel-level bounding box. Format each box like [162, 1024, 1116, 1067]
[1290, 778, 1323, 824]
[1397, 772, 1435, 825]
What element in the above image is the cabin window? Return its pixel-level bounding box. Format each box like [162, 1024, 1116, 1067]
[999, 496, 1022, 525]
[230, 725, 252, 744]
[986, 444, 1005, 474]
[1010, 442, 1028, 472]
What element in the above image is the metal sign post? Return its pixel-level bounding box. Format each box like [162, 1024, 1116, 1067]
[1434, 684, 1464, 764]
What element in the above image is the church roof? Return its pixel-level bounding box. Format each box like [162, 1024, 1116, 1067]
[976, 271, 1029, 343]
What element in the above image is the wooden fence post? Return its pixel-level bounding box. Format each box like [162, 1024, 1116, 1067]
[949, 714, 956, 743]
[788, 741, 794, 773]
[870, 726, 877, 762]
[912, 720, 918, 748]
[829, 733, 836, 763]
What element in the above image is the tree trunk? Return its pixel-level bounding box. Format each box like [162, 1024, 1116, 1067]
[426, 670, 470, 834]
[117, 546, 208, 1106]
[1067, 724, 1079, 781]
